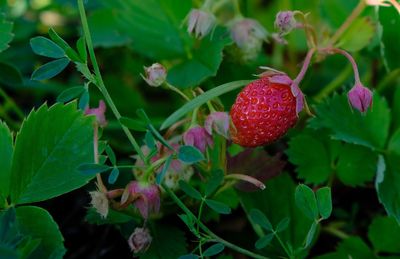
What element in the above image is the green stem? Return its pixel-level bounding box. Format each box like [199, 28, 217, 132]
[77, 0, 145, 162]
[274, 232, 292, 259]
[165, 83, 190, 101]
[197, 198, 206, 233]
[327, 0, 366, 46]
[162, 183, 269, 259]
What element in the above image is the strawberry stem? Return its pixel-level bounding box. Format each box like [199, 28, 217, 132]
[293, 48, 316, 85]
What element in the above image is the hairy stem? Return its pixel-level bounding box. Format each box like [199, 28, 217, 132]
[162, 183, 270, 259]
[77, 0, 145, 162]
[293, 48, 316, 85]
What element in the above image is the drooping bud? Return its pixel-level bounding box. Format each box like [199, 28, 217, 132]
[187, 9, 216, 38]
[230, 18, 267, 61]
[121, 181, 160, 219]
[183, 126, 213, 152]
[274, 11, 297, 35]
[204, 112, 230, 139]
[128, 227, 152, 253]
[89, 190, 109, 218]
[85, 100, 108, 127]
[347, 83, 373, 113]
[141, 63, 167, 87]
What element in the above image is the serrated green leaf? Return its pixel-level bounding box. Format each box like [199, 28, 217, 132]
[167, 28, 231, 89]
[368, 216, 400, 253]
[16, 206, 66, 258]
[0, 14, 13, 53]
[336, 17, 375, 52]
[205, 199, 231, 214]
[304, 221, 318, 248]
[203, 243, 225, 257]
[286, 130, 337, 184]
[275, 217, 290, 233]
[336, 144, 377, 186]
[310, 93, 390, 150]
[57, 86, 85, 103]
[161, 80, 251, 130]
[179, 180, 202, 200]
[0, 121, 13, 199]
[140, 223, 187, 259]
[316, 187, 332, 219]
[249, 209, 273, 231]
[10, 102, 95, 204]
[108, 167, 119, 184]
[255, 233, 274, 249]
[295, 184, 319, 220]
[48, 28, 82, 63]
[30, 36, 65, 58]
[205, 169, 224, 196]
[78, 163, 110, 175]
[376, 155, 400, 224]
[102, 0, 192, 60]
[178, 145, 205, 164]
[31, 58, 70, 81]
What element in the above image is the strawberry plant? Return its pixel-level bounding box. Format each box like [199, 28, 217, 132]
[1, 0, 400, 258]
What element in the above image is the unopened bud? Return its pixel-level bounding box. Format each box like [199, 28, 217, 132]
[275, 11, 297, 35]
[85, 100, 108, 127]
[142, 63, 167, 87]
[347, 83, 373, 113]
[187, 9, 216, 38]
[128, 227, 152, 253]
[183, 126, 213, 153]
[204, 112, 230, 139]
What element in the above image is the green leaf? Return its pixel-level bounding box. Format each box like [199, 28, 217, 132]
[336, 143, 377, 186]
[78, 89, 90, 110]
[336, 236, 375, 259]
[85, 207, 133, 225]
[368, 216, 400, 253]
[240, 173, 312, 253]
[102, 0, 192, 60]
[156, 155, 172, 185]
[336, 17, 375, 52]
[310, 94, 390, 150]
[107, 167, 119, 184]
[76, 37, 87, 61]
[203, 243, 225, 257]
[178, 145, 205, 164]
[48, 28, 82, 63]
[56, 86, 85, 103]
[249, 209, 273, 231]
[376, 155, 400, 224]
[205, 199, 231, 214]
[286, 130, 339, 184]
[0, 14, 13, 53]
[388, 128, 400, 156]
[145, 130, 156, 150]
[178, 255, 198, 259]
[105, 145, 116, 165]
[379, 7, 400, 70]
[120, 116, 147, 132]
[0, 62, 23, 86]
[178, 180, 202, 200]
[255, 233, 274, 249]
[304, 221, 318, 248]
[31, 58, 70, 81]
[10, 102, 95, 204]
[0, 121, 13, 199]
[140, 223, 187, 259]
[87, 9, 131, 48]
[16, 206, 66, 258]
[295, 184, 319, 220]
[275, 217, 290, 233]
[30, 36, 65, 58]
[167, 28, 231, 88]
[205, 169, 224, 196]
[316, 187, 332, 219]
[161, 80, 251, 130]
[78, 163, 110, 176]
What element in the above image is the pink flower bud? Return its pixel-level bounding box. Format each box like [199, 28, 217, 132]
[85, 100, 107, 127]
[230, 18, 267, 49]
[183, 126, 213, 152]
[142, 63, 167, 87]
[89, 190, 109, 218]
[347, 83, 373, 113]
[128, 227, 152, 253]
[204, 112, 230, 139]
[187, 9, 216, 38]
[121, 181, 160, 219]
[274, 11, 297, 35]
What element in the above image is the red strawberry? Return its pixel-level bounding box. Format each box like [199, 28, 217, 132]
[230, 75, 298, 147]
